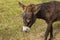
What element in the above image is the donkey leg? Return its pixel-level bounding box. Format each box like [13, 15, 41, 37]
[49, 20, 57, 40]
[44, 21, 52, 40]
[44, 26, 50, 40]
[49, 25, 53, 40]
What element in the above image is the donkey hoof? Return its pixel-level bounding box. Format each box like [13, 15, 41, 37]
[49, 38, 53, 40]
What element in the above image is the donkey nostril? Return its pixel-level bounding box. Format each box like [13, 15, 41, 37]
[23, 26, 30, 32]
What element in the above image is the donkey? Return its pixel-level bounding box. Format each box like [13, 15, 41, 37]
[19, 1, 60, 40]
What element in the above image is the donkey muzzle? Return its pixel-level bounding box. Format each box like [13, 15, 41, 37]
[23, 26, 30, 32]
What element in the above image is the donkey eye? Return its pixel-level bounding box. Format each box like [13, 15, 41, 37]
[29, 18, 31, 19]
[28, 18, 31, 19]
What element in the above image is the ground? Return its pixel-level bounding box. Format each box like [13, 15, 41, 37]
[0, 0, 60, 40]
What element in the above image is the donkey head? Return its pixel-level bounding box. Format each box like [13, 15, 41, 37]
[19, 2, 40, 32]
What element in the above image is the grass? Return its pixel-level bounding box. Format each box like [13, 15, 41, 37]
[0, 0, 60, 40]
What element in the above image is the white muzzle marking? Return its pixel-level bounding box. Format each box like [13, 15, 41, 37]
[23, 26, 30, 32]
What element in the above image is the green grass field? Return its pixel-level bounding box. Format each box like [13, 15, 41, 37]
[0, 0, 60, 40]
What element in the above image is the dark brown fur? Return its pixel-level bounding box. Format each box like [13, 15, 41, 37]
[19, 1, 60, 40]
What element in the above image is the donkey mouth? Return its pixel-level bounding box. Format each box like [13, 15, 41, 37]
[23, 26, 30, 32]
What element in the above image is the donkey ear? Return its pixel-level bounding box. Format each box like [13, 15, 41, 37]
[32, 5, 41, 14]
[18, 2, 25, 9]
